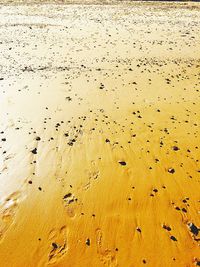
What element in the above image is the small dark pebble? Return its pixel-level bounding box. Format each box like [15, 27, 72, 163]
[118, 161, 126, 166]
[170, 236, 177, 241]
[63, 193, 72, 199]
[86, 238, 90, 246]
[168, 168, 175, 174]
[196, 260, 200, 266]
[31, 148, 37, 154]
[52, 243, 58, 249]
[188, 223, 199, 236]
[163, 224, 171, 231]
[172, 146, 179, 151]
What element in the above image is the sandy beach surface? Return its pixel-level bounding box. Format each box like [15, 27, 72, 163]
[0, 1, 200, 266]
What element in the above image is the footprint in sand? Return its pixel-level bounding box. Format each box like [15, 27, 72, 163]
[96, 228, 118, 267]
[47, 225, 68, 265]
[0, 191, 21, 240]
[83, 170, 100, 190]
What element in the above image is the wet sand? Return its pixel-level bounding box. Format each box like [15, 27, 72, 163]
[0, 1, 200, 266]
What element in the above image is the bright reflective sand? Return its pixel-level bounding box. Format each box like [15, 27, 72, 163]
[0, 2, 200, 266]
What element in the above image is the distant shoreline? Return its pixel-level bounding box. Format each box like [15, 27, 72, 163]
[0, 0, 200, 9]
[0, 0, 200, 5]
[0, 0, 200, 3]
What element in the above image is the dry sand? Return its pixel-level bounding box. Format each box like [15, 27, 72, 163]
[0, 1, 200, 266]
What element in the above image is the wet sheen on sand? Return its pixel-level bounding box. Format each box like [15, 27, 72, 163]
[0, 2, 200, 267]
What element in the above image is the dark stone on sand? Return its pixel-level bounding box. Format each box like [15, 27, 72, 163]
[170, 236, 177, 241]
[63, 193, 72, 199]
[196, 261, 200, 266]
[86, 238, 90, 246]
[118, 161, 126, 166]
[163, 224, 171, 231]
[168, 168, 175, 174]
[188, 223, 199, 236]
[31, 148, 37, 154]
[52, 243, 58, 249]
[172, 146, 179, 151]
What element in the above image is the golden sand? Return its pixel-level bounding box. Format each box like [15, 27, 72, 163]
[0, 2, 200, 266]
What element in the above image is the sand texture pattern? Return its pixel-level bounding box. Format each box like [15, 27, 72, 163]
[0, 2, 200, 267]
